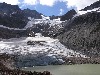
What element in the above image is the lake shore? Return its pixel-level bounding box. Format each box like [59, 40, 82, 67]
[0, 53, 100, 75]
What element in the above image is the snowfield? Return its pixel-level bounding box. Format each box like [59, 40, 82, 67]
[0, 33, 87, 66]
[24, 15, 64, 29]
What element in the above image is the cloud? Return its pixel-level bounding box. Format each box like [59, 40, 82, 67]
[1, 0, 98, 10]
[59, 9, 64, 15]
[22, 0, 99, 10]
[66, 0, 99, 10]
[22, 0, 66, 6]
[0, 0, 20, 5]
[23, 0, 39, 5]
[22, 0, 57, 6]
[39, 0, 56, 6]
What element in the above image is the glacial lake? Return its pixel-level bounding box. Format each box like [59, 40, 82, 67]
[22, 64, 100, 75]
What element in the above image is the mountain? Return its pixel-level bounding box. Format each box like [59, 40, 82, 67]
[81, 0, 100, 11]
[57, 1, 100, 58]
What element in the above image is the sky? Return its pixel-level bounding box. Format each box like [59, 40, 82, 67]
[0, 0, 99, 16]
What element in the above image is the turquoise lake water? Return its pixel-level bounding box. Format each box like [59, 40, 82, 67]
[22, 64, 100, 75]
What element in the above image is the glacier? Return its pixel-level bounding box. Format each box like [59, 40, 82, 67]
[0, 33, 87, 67]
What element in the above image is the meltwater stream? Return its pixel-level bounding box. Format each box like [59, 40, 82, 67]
[22, 64, 100, 75]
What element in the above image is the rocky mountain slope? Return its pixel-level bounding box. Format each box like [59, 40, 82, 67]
[57, 0, 100, 58]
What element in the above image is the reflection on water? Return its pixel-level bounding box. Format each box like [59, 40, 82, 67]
[22, 64, 100, 75]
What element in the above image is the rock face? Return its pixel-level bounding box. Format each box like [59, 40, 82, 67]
[57, 10, 100, 57]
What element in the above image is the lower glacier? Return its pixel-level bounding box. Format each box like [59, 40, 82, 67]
[0, 33, 87, 67]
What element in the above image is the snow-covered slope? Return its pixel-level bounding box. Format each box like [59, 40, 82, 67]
[72, 7, 100, 19]
[0, 33, 87, 66]
[24, 16, 64, 29]
[77, 7, 100, 16]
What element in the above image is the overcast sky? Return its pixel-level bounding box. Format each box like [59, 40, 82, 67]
[0, 0, 99, 16]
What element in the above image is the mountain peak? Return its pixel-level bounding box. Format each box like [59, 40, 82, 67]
[60, 9, 77, 21]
